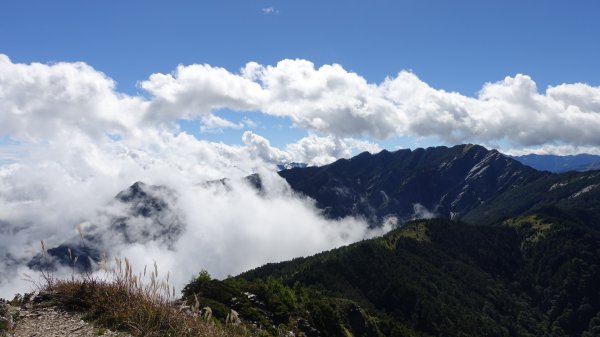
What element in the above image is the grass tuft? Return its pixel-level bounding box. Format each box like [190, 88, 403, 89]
[41, 258, 250, 337]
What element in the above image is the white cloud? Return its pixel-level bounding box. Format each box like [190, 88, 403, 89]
[138, 58, 600, 150]
[261, 7, 278, 14]
[140, 63, 266, 123]
[242, 131, 292, 164]
[342, 138, 383, 155]
[6, 54, 599, 150]
[261, 60, 404, 138]
[199, 114, 243, 133]
[504, 144, 600, 156]
[285, 134, 381, 166]
[286, 135, 351, 166]
[242, 117, 257, 128]
[240, 131, 382, 166]
[0, 54, 145, 142]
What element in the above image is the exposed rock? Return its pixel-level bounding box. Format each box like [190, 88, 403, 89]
[0, 300, 15, 337]
[296, 318, 320, 337]
[13, 306, 130, 337]
[5, 293, 131, 337]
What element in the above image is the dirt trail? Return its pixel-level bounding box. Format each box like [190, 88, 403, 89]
[1, 294, 131, 337]
[13, 306, 131, 337]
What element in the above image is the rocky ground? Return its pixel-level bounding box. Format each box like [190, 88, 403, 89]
[1, 293, 131, 337]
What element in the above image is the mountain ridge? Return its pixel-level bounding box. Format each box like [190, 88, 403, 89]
[31, 144, 600, 272]
[11, 143, 600, 337]
[512, 153, 600, 173]
[279, 144, 544, 226]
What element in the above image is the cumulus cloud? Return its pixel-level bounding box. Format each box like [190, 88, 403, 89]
[242, 131, 292, 164]
[5, 54, 600, 150]
[140, 63, 266, 123]
[285, 133, 381, 166]
[138, 58, 600, 149]
[504, 144, 600, 156]
[246, 60, 404, 138]
[241, 131, 381, 166]
[0, 54, 145, 141]
[199, 114, 244, 133]
[261, 7, 278, 14]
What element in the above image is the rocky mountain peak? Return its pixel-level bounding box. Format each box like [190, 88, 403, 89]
[278, 144, 541, 226]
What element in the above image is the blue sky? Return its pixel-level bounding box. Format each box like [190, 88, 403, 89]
[2, 0, 600, 153]
[3, 1, 599, 93]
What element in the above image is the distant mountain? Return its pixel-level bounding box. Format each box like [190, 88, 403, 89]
[33, 145, 600, 273]
[278, 145, 600, 229]
[512, 153, 600, 173]
[111, 181, 184, 246]
[28, 181, 184, 272]
[22, 143, 600, 336]
[279, 144, 542, 226]
[277, 162, 308, 171]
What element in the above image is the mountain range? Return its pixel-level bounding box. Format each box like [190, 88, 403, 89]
[277, 152, 600, 176]
[279, 144, 541, 225]
[27, 144, 600, 337]
[184, 145, 600, 337]
[279, 145, 600, 228]
[512, 153, 600, 173]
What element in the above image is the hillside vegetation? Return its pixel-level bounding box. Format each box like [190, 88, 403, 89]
[183, 210, 600, 337]
[179, 145, 600, 337]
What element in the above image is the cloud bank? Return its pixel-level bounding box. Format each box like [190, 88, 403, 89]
[0, 55, 384, 298]
[0, 128, 382, 297]
[3, 54, 600, 152]
[143, 59, 600, 148]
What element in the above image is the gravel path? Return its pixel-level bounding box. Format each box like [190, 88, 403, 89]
[12, 305, 131, 337]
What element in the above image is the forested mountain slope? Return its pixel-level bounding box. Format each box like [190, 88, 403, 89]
[184, 211, 600, 337]
[181, 145, 600, 337]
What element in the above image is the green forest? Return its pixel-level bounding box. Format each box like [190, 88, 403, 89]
[183, 208, 600, 337]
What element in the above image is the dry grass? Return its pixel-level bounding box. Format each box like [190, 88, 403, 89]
[39, 255, 251, 337]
